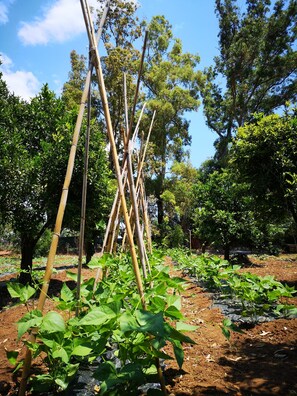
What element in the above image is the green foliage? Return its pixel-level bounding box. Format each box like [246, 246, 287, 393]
[169, 248, 297, 322]
[62, 50, 87, 110]
[7, 282, 36, 305]
[202, 0, 297, 158]
[0, 70, 112, 282]
[192, 168, 257, 258]
[10, 251, 195, 394]
[230, 110, 297, 226]
[34, 229, 52, 258]
[221, 318, 243, 341]
[143, 17, 202, 223]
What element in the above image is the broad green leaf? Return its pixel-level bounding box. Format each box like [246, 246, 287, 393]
[55, 378, 68, 391]
[166, 294, 182, 310]
[135, 310, 165, 337]
[71, 345, 93, 357]
[150, 296, 166, 311]
[13, 360, 24, 373]
[88, 253, 113, 269]
[222, 318, 232, 327]
[172, 339, 184, 368]
[52, 347, 69, 363]
[165, 305, 183, 320]
[67, 363, 80, 378]
[165, 323, 196, 345]
[17, 310, 43, 340]
[221, 326, 231, 340]
[79, 306, 116, 326]
[40, 311, 65, 333]
[66, 271, 77, 281]
[7, 282, 36, 303]
[176, 322, 197, 332]
[119, 311, 138, 332]
[29, 374, 54, 393]
[60, 283, 74, 302]
[87, 257, 101, 269]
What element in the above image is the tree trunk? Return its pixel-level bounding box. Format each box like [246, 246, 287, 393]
[286, 199, 297, 227]
[19, 236, 35, 285]
[85, 238, 95, 265]
[224, 245, 230, 261]
[157, 196, 164, 225]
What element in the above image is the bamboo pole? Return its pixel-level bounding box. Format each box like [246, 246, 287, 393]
[80, 0, 146, 307]
[76, 65, 92, 316]
[122, 71, 149, 277]
[126, 142, 148, 278]
[140, 176, 152, 253]
[81, 5, 168, 394]
[124, 73, 129, 136]
[127, 30, 148, 141]
[18, 69, 92, 396]
[122, 111, 155, 249]
[100, 103, 146, 253]
[18, 4, 111, 395]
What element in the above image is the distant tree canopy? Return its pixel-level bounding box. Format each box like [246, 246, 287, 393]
[95, 2, 203, 225]
[192, 168, 257, 260]
[202, 0, 297, 159]
[230, 108, 297, 226]
[142, 16, 202, 224]
[192, 109, 297, 256]
[0, 69, 112, 283]
[0, 79, 72, 283]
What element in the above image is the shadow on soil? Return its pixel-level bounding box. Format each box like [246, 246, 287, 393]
[218, 339, 297, 395]
[0, 271, 77, 310]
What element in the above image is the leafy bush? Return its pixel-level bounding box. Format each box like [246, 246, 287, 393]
[34, 229, 52, 258]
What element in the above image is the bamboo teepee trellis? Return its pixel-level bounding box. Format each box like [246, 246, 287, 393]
[18, 0, 164, 393]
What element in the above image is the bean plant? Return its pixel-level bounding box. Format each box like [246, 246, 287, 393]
[168, 248, 297, 320]
[7, 251, 196, 395]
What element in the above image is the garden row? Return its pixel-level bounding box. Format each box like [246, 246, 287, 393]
[7, 251, 196, 395]
[168, 249, 297, 327]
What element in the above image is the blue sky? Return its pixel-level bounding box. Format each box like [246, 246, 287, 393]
[0, 0, 227, 168]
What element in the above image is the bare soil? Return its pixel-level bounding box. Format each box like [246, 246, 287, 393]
[0, 254, 296, 396]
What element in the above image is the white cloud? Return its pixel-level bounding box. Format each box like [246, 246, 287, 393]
[18, 0, 100, 46]
[0, 53, 41, 101]
[0, 0, 15, 24]
[0, 2, 9, 24]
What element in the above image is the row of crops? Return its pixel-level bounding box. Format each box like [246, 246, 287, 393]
[169, 249, 297, 323]
[7, 251, 195, 395]
[7, 249, 297, 394]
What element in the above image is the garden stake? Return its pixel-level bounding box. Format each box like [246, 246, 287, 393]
[122, 111, 155, 253]
[76, 61, 92, 317]
[18, 3, 110, 394]
[121, 70, 150, 277]
[80, 0, 146, 307]
[18, 69, 92, 396]
[127, 29, 148, 141]
[99, 103, 146, 256]
[140, 175, 153, 253]
[126, 141, 148, 278]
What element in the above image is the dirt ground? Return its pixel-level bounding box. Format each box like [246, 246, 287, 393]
[0, 253, 296, 396]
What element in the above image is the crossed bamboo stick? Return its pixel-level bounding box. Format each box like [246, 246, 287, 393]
[18, 0, 164, 394]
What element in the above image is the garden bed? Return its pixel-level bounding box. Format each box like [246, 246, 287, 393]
[0, 253, 296, 395]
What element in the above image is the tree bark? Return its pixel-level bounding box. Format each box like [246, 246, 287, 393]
[157, 196, 164, 225]
[85, 238, 95, 265]
[224, 245, 230, 261]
